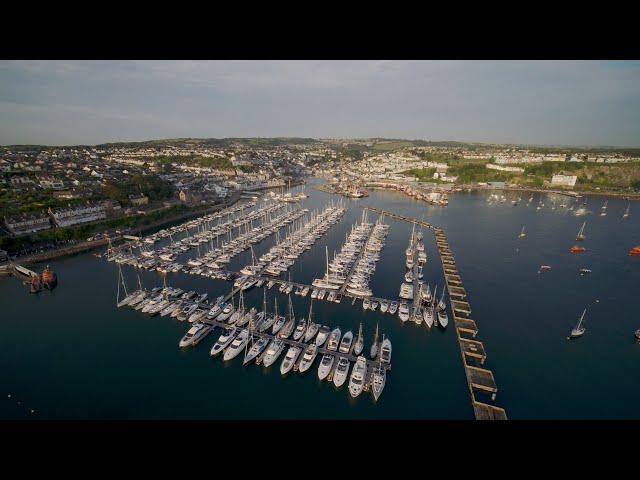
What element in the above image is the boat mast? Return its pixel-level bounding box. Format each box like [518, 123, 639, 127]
[576, 309, 587, 330]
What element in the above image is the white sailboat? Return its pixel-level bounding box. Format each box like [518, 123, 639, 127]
[353, 323, 364, 356]
[576, 221, 586, 241]
[568, 309, 587, 339]
[519, 225, 526, 239]
[623, 203, 630, 219]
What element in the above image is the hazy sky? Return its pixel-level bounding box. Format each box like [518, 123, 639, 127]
[1, 60, 639, 147]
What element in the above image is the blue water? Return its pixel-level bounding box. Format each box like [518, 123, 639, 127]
[1, 180, 639, 419]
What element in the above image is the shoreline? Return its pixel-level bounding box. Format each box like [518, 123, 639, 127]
[4, 191, 243, 267]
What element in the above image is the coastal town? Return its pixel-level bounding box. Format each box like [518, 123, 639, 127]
[1, 138, 640, 262]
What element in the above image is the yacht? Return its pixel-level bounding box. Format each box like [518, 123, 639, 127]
[207, 303, 223, 320]
[292, 318, 307, 341]
[243, 336, 270, 365]
[179, 323, 212, 348]
[399, 282, 414, 300]
[380, 300, 389, 313]
[298, 344, 319, 373]
[332, 357, 350, 388]
[280, 346, 302, 375]
[262, 339, 285, 367]
[380, 337, 392, 364]
[217, 303, 234, 322]
[423, 304, 434, 328]
[369, 323, 379, 359]
[353, 323, 364, 356]
[362, 298, 371, 310]
[223, 329, 249, 361]
[437, 308, 449, 329]
[338, 331, 354, 354]
[259, 313, 276, 332]
[326, 328, 342, 351]
[348, 356, 367, 398]
[315, 325, 331, 347]
[188, 309, 206, 324]
[304, 321, 320, 344]
[317, 353, 335, 380]
[278, 316, 295, 339]
[388, 301, 398, 315]
[272, 315, 287, 335]
[568, 309, 587, 339]
[210, 327, 238, 356]
[371, 363, 386, 401]
[398, 302, 410, 322]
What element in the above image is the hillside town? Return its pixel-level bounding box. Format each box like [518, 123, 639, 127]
[2, 138, 639, 257]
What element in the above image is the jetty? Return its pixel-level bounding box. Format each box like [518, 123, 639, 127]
[360, 205, 507, 420]
[433, 227, 507, 420]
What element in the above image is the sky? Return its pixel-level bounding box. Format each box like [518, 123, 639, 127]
[1, 60, 640, 147]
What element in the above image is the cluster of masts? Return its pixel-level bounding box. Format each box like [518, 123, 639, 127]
[312, 210, 388, 298]
[117, 269, 392, 401]
[241, 201, 346, 278]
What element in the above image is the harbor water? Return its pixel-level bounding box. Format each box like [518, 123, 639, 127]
[1, 179, 639, 419]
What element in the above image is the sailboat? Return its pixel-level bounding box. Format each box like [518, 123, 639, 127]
[623, 203, 630, 219]
[353, 323, 364, 356]
[600, 200, 608, 216]
[576, 221, 586, 241]
[303, 300, 319, 343]
[369, 323, 379, 359]
[518, 225, 526, 239]
[568, 308, 587, 339]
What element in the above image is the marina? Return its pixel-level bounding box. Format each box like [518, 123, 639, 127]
[2, 179, 639, 420]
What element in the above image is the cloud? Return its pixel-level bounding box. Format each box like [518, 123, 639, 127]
[1, 60, 639, 146]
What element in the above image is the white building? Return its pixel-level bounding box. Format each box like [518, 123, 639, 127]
[486, 164, 524, 173]
[551, 174, 577, 187]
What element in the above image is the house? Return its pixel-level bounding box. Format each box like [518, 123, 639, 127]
[4, 213, 53, 235]
[48, 203, 107, 228]
[128, 193, 149, 206]
[551, 174, 577, 187]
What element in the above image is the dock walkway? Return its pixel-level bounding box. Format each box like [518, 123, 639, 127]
[433, 227, 507, 420]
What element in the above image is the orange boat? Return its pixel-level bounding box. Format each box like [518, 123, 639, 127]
[570, 246, 586, 254]
[629, 246, 640, 257]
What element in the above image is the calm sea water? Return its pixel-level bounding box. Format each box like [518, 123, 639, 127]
[1, 180, 639, 419]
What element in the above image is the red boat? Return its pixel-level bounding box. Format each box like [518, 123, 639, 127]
[570, 246, 586, 254]
[629, 247, 640, 257]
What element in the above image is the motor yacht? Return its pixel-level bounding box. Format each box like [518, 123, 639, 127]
[262, 339, 285, 367]
[217, 303, 234, 322]
[280, 346, 302, 375]
[348, 356, 367, 398]
[223, 329, 249, 361]
[317, 353, 335, 380]
[380, 300, 389, 313]
[298, 344, 319, 373]
[326, 328, 342, 351]
[339, 331, 354, 354]
[333, 357, 351, 388]
[371, 363, 386, 401]
[398, 302, 410, 322]
[210, 327, 238, 356]
[388, 301, 398, 315]
[179, 323, 212, 348]
[315, 325, 331, 347]
[380, 337, 392, 364]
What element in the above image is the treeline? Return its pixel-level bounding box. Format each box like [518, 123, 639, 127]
[101, 174, 173, 206]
